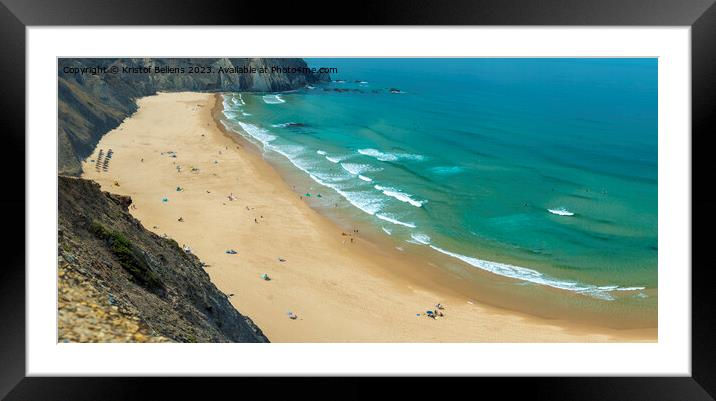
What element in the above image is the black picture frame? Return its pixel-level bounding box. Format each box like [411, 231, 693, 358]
[1, 0, 714, 399]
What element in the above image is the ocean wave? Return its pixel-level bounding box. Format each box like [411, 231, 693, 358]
[230, 94, 245, 106]
[268, 146, 352, 186]
[222, 110, 239, 120]
[374, 185, 425, 208]
[229, 125, 393, 221]
[428, 245, 644, 300]
[282, 163, 383, 217]
[341, 163, 379, 176]
[316, 150, 327, 155]
[358, 175, 373, 182]
[358, 148, 425, 162]
[262, 94, 286, 104]
[221, 94, 232, 109]
[266, 143, 306, 160]
[431, 166, 464, 175]
[325, 155, 346, 164]
[410, 232, 431, 245]
[237, 122, 276, 148]
[381, 227, 392, 235]
[548, 207, 575, 216]
[375, 213, 416, 228]
[333, 189, 385, 215]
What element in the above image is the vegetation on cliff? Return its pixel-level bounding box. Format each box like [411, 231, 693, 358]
[58, 176, 269, 343]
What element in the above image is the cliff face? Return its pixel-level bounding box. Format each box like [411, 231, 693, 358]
[58, 58, 329, 175]
[58, 176, 269, 343]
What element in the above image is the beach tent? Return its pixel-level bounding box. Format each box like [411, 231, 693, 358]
[304, 193, 312, 197]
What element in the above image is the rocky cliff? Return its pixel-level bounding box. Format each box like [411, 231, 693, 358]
[58, 175, 269, 343]
[58, 58, 329, 175]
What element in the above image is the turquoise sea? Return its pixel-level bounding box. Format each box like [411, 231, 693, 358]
[219, 58, 657, 323]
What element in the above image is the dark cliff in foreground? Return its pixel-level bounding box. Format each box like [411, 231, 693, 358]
[58, 58, 330, 175]
[58, 176, 268, 343]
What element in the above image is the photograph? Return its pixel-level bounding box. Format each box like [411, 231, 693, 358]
[57, 57, 658, 343]
[5, 0, 711, 394]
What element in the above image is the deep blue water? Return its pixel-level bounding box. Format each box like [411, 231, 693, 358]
[219, 58, 657, 302]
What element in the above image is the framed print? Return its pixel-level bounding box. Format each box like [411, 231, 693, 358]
[2, 0, 715, 399]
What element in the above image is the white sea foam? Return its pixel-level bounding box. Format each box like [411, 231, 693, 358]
[325, 155, 344, 164]
[340, 163, 377, 176]
[228, 124, 392, 221]
[375, 213, 416, 228]
[221, 94, 232, 109]
[358, 148, 425, 162]
[334, 189, 384, 215]
[358, 175, 373, 182]
[410, 233, 431, 245]
[428, 244, 645, 300]
[262, 94, 286, 104]
[237, 122, 276, 148]
[222, 110, 239, 120]
[316, 150, 327, 155]
[374, 185, 425, 208]
[266, 143, 306, 160]
[381, 227, 392, 235]
[548, 207, 575, 216]
[242, 112, 252, 116]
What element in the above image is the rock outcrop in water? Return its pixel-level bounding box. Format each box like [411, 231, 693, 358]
[58, 176, 269, 343]
[58, 58, 330, 175]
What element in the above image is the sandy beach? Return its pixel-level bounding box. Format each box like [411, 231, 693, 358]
[81, 91, 656, 342]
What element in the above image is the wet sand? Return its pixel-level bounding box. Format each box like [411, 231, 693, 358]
[81, 91, 656, 342]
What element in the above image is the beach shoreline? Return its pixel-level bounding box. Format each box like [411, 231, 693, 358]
[81, 91, 656, 342]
